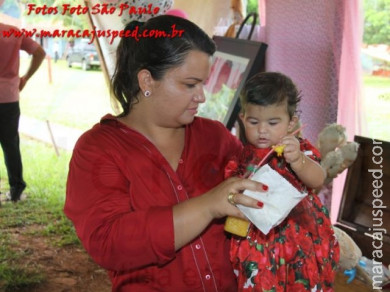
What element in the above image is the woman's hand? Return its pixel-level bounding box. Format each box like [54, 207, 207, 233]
[173, 177, 267, 249]
[203, 177, 267, 220]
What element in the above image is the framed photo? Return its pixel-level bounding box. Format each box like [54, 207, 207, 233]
[198, 36, 267, 130]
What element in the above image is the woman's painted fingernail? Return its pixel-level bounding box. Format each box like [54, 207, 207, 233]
[257, 201, 264, 208]
[262, 185, 269, 191]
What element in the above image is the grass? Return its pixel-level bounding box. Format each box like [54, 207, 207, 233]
[0, 57, 113, 290]
[0, 263, 46, 292]
[0, 139, 77, 291]
[0, 56, 114, 290]
[19, 57, 114, 131]
[362, 75, 390, 141]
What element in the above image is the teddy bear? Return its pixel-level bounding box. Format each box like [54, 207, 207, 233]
[317, 123, 347, 158]
[316, 124, 364, 282]
[317, 123, 360, 185]
[334, 225, 390, 285]
[333, 226, 362, 283]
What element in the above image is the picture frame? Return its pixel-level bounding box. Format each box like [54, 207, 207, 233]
[199, 36, 267, 130]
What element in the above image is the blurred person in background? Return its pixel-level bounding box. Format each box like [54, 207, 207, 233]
[0, 17, 46, 202]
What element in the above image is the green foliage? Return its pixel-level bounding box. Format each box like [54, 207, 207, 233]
[245, 0, 260, 24]
[363, 0, 390, 44]
[247, 0, 259, 15]
[246, 0, 389, 45]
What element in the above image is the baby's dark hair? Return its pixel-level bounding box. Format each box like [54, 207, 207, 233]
[240, 72, 301, 119]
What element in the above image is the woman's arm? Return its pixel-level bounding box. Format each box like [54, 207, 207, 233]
[20, 45, 46, 91]
[65, 132, 265, 271]
[173, 121, 264, 249]
[173, 177, 264, 250]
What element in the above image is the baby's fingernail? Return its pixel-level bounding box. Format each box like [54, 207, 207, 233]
[257, 201, 264, 208]
[262, 185, 269, 191]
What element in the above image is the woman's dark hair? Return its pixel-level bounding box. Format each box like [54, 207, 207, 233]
[111, 15, 216, 116]
[240, 72, 301, 119]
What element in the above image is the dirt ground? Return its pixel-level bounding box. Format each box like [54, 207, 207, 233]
[3, 224, 383, 292]
[0, 197, 380, 292]
[3, 224, 112, 292]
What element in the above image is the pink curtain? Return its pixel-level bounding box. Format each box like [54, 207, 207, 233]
[258, 0, 341, 144]
[258, 0, 365, 221]
[332, 1, 365, 222]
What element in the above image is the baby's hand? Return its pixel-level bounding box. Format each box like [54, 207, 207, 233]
[281, 135, 301, 164]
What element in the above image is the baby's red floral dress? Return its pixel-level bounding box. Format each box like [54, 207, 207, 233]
[227, 139, 340, 292]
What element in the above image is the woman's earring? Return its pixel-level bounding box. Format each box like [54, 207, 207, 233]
[144, 90, 151, 97]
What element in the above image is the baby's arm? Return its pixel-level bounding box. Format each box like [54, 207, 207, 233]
[282, 135, 326, 189]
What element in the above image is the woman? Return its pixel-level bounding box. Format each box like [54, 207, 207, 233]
[64, 15, 266, 292]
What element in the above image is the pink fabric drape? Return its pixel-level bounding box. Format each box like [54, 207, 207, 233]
[258, 0, 365, 221]
[258, 0, 341, 144]
[332, 1, 365, 222]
